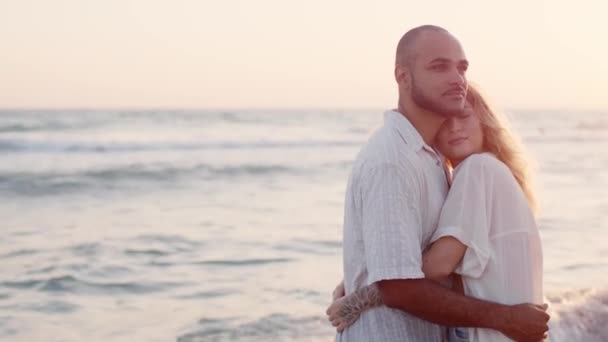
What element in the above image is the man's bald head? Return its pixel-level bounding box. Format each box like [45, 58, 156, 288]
[395, 25, 450, 67]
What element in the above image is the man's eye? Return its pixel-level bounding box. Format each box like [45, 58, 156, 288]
[432, 64, 447, 71]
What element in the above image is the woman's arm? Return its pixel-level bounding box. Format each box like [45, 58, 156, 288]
[421, 236, 467, 282]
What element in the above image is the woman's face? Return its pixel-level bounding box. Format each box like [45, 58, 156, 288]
[436, 102, 484, 166]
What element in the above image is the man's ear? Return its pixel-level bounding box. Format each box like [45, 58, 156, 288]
[394, 64, 410, 89]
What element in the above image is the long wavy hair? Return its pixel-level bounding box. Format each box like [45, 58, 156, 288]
[465, 84, 538, 213]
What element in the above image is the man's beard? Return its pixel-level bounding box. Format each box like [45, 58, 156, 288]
[411, 75, 464, 118]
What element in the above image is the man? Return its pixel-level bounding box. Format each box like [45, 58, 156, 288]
[330, 25, 549, 341]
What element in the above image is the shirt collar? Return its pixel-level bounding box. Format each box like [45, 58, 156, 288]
[384, 109, 433, 152]
[384, 110, 451, 186]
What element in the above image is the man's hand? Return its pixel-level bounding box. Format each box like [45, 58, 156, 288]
[332, 280, 345, 301]
[498, 303, 550, 342]
[328, 280, 352, 332]
[326, 281, 382, 332]
[326, 295, 360, 332]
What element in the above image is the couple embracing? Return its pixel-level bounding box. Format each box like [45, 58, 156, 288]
[326, 25, 550, 342]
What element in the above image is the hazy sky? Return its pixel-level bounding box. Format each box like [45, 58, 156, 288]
[1, 0, 607, 109]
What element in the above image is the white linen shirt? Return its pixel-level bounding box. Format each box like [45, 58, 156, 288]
[339, 110, 449, 342]
[431, 153, 544, 342]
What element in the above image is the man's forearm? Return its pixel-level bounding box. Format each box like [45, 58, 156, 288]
[378, 278, 508, 330]
[338, 283, 383, 321]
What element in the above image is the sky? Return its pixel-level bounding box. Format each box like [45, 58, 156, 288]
[1, 0, 607, 110]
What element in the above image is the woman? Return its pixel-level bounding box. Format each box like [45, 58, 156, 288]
[326, 85, 544, 342]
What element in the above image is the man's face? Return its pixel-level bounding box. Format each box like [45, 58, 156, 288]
[403, 31, 469, 118]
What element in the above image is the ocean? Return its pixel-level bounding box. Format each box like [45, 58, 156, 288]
[0, 109, 606, 341]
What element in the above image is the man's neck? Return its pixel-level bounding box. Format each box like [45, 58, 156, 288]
[397, 102, 445, 146]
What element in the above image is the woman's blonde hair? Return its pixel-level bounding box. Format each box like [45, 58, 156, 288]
[465, 84, 538, 213]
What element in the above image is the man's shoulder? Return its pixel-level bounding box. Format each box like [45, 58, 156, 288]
[355, 126, 420, 171]
[353, 150, 420, 179]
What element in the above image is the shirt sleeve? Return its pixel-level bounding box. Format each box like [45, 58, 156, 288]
[361, 162, 425, 284]
[430, 154, 493, 278]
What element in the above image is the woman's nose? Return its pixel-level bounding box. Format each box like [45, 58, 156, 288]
[448, 120, 463, 133]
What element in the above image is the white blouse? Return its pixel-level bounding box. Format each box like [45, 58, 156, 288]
[430, 153, 544, 342]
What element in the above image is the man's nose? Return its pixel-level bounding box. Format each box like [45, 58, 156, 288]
[448, 68, 466, 88]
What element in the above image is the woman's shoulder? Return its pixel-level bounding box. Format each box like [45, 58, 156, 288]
[454, 153, 511, 179]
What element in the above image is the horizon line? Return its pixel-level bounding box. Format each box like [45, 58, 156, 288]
[0, 106, 607, 113]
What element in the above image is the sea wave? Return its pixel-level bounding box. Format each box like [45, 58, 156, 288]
[177, 314, 332, 342]
[0, 138, 362, 153]
[0, 121, 91, 133]
[547, 288, 608, 342]
[0, 161, 348, 196]
[0, 275, 184, 295]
